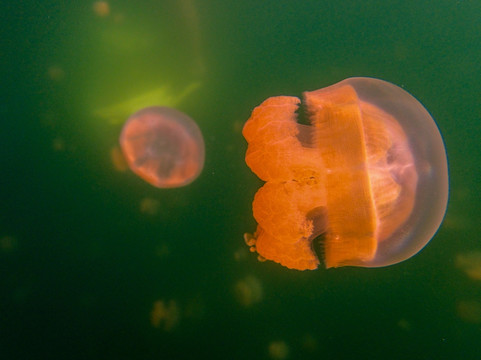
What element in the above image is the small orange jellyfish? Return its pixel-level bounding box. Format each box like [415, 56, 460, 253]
[119, 106, 204, 188]
[243, 77, 448, 270]
[93, 1, 110, 17]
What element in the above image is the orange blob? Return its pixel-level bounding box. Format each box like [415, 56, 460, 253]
[120, 106, 204, 188]
[243, 78, 448, 270]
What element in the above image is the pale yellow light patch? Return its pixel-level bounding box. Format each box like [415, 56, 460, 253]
[140, 197, 160, 216]
[268, 341, 289, 360]
[93, 82, 201, 124]
[457, 300, 481, 324]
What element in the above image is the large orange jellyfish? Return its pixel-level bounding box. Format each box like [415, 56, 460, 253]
[243, 77, 448, 270]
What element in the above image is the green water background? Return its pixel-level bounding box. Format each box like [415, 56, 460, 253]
[1, 0, 480, 359]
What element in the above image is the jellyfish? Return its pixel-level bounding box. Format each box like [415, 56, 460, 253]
[234, 275, 263, 307]
[243, 77, 448, 270]
[120, 106, 204, 188]
[150, 299, 180, 331]
[455, 251, 481, 280]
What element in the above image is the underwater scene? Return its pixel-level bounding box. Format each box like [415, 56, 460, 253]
[1, 1, 480, 359]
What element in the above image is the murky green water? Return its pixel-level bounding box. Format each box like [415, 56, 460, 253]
[2, 1, 480, 359]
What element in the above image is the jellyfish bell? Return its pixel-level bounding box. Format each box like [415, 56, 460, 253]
[120, 106, 205, 188]
[243, 77, 448, 270]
